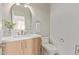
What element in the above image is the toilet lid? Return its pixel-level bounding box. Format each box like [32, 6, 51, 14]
[42, 44, 57, 51]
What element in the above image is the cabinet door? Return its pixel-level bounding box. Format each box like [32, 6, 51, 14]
[23, 37, 42, 55]
[4, 41, 23, 55]
[23, 39, 33, 55]
[33, 37, 42, 55]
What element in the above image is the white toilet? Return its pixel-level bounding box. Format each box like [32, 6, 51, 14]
[42, 37, 58, 55]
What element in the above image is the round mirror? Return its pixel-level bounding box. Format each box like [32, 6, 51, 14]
[11, 3, 32, 35]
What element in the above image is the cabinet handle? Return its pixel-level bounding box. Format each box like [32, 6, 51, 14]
[21, 41, 25, 54]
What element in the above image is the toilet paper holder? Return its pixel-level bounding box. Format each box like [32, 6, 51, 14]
[60, 38, 64, 43]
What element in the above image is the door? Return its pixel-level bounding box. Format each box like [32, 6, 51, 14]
[22, 39, 34, 55]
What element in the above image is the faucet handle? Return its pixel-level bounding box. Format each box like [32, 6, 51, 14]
[17, 32, 20, 35]
[21, 30, 24, 35]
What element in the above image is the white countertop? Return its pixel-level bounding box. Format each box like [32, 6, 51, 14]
[1, 34, 42, 43]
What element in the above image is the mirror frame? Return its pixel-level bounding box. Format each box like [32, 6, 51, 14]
[10, 3, 32, 34]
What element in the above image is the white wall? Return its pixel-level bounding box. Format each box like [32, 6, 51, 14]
[50, 3, 79, 55]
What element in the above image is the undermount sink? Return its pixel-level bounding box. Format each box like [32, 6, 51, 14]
[1, 34, 42, 43]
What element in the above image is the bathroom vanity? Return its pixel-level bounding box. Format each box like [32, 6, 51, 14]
[1, 34, 42, 55]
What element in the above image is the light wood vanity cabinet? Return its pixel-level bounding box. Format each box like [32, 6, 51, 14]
[3, 37, 42, 55]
